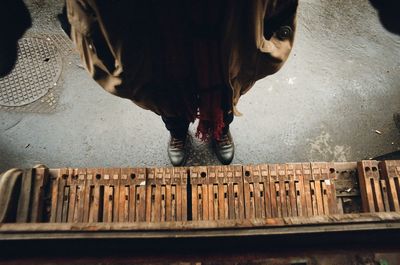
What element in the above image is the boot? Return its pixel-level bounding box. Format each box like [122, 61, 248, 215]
[167, 135, 189, 166]
[213, 130, 234, 165]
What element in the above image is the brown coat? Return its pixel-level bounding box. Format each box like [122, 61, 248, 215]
[66, 0, 298, 117]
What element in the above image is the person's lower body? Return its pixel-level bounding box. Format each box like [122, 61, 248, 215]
[162, 111, 234, 166]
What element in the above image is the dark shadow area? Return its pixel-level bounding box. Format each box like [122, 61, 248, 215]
[0, 0, 31, 77]
[1, 229, 400, 259]
[369, 0, 400, 35]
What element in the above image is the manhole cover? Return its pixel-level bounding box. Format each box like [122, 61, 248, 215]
[0, 37, 62, 107]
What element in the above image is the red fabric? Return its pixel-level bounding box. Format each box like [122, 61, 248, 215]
[192, 0, 226, 141]
[195, 90, 224, 141]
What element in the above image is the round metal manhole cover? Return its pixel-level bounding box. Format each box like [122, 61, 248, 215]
[0, 37, 62, 107]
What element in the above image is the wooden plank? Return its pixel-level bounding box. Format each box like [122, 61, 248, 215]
[253, 176, 261, 219]
[203, 182, 210, 220]
[258, 182, 266, 218]
[294, 163, 305, 217]
[160, 185, 166, 221]
[111, 168, 121, 222]
[327, 163, 338, 214]
[232, 165, 244, 219]
[137, 168, 147, 222]
[285, 181, 291, 217]
[310, 180, 317, 216]
[234, 183, 241, 219]
[171, 167, 186, 222]
[55, 168, 69, 222]
[76, 168, 87, 222]
[321, 182, 329, 215]
[3, 212, 400, 241]
[101, 168, 115, 222]
[380, 179, 390, 212]
[146, 168, 156, 222]
[287, 164, 297, 217]
[129, 184, 136, 222]
[66, 169, 77, 223]
[311, 163, 325, 216]
[165, 184, 171, 221]
[223, 184, 229, 219]
[260, 165, 271, 218]
[208, 167, 217, 221]
[208, 183, 215, 220]
[16, 169, 33, 223]
[29, 166, 49, 222]
[119, 168, 131, 222]
[269, 164, 279, 218]
[154, 183, 162, 222]
[243, 165, 253, 219]
[249, 182, 256, 218]
[358, 161, 385, 212]
[49, 169, 60, 223]
[295, 179, 302, 216]
[379, 160, 400, 211]
[197, 184, 203, 220]
[228, 182, 235, 219]
[87, 168, 103, 222]
[373, 178, 385, 212]
[277, 165, 287, 218]
[216, 167, 225, 220]
[218, 181, 225, 220]
[358, 161, 376, 212]
[302, 163, 313, 217]
[190, 166, 207, 221]
[82, 168, 93, 222]
[63, 168, 76, 223]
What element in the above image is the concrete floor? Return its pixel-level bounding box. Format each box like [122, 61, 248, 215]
[0, 0, 399, 171]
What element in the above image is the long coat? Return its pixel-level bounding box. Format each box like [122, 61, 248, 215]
[66, 0, 298, 117]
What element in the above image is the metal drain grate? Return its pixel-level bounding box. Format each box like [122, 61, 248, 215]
[0, 37, 62, 107]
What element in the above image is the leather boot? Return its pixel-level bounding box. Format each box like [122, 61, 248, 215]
[213, 130, 234, 165]
[167, 135, 189, 166]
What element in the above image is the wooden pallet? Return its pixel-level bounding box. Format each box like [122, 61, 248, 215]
[42, 163, 340, 223]
[1, 160, 400, 241]
[358, 160, 400, 213]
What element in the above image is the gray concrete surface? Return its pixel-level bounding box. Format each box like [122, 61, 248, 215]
[0, 0, 399, 171]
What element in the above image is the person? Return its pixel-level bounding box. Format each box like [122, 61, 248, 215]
[66, 0, 298, 166]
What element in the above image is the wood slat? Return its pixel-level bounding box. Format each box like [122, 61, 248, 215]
[28, 167, 49, 222]
[358, 161, 386, 212]
[302, 163, 313, 217]
[190, 166, 244, 221]
[19, 161, 400, 226]
[379, 160, 400, 212]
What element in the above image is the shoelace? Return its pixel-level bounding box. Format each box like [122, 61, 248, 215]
[216, 133, 231, 146]
[170, 137, 185, 149]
